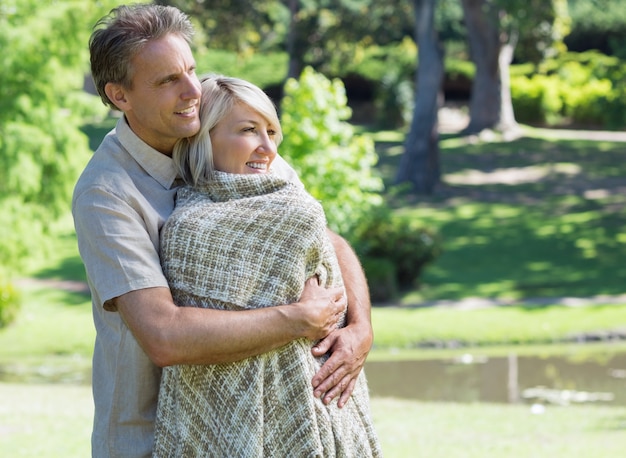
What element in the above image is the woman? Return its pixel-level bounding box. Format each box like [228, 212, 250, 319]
[153, 75, 382, 457]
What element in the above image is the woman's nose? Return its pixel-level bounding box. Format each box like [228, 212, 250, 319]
[258, 134, 277, 156]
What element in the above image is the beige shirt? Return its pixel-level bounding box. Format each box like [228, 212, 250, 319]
[72, 116, 298, 458]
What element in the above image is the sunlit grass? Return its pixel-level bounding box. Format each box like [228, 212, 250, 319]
[0, 287, 92, 359]
[2, 383, 625, 458]
[371, 304, 626, 349]
[385, 187, 626, 301]
[0, 383, 93, 458]
[372, 397, 626, 458]
[0, 285, 93, 384]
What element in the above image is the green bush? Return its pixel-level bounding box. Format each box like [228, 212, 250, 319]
[354, 209, 442, 300]
[361, 257, 398, 303]
[511, 74, 564, 125]
[596, 62, 626, 129]
[563, 78, 613, 125]
[280, 67, 384, 238]
[375, 70, 414, 129]
[566, 0, 626, 58]
[601, 86, 626, 129]
[510, 75, 546, 124]
[511, 52, 626, 128]
[0, 197, 50, 272]
[0, 279, 21, 329]
[445, 57, 475, 80]
[0, 0, 109, 272]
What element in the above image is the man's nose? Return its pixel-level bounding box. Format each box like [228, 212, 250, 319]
[182, 74, 201, 100]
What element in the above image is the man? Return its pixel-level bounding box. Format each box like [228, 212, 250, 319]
[73, 4, 373, 457]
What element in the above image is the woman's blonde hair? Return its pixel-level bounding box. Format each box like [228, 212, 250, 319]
[173, 75, 283, 186]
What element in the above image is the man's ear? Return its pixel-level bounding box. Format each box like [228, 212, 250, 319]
[105, 82, 130, 111]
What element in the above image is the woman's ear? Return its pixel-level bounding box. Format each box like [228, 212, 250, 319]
[104, 82, 130, 111]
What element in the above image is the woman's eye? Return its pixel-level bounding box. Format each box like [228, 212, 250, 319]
[267, 129, 277, 136]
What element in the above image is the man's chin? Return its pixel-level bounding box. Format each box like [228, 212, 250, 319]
[178, 121, 201, 138]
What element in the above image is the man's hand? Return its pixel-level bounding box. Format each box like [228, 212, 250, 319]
[291, 277, 347, 341]
[311, 229, 374, 408]
[310, 320, 373, 408]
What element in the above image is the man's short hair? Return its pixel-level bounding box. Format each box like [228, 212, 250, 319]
[89, 4, 194, 110]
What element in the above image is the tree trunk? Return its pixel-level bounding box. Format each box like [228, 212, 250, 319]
[286, 0, 302, 80]
[395, 0, 443, 195]
[461, 0, 501, 133]
[497, 39, 520, 134]
[461, 0, 519, 135]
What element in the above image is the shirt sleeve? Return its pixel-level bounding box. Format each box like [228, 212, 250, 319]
[73, 185, 169, 312]
[272, 154, 304, 188]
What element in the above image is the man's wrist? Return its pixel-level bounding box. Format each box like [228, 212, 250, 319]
[278, 300, 315, 340]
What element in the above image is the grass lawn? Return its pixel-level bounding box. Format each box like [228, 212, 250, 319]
[372, 126, 626, 303]
[371, 303, 626, 349]
[2, 382, 625, 458]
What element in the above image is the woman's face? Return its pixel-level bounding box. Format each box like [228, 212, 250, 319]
[210, 103, 278, 174]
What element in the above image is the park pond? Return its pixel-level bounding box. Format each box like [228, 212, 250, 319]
[365, 348, 626, 406]
[2, 347, 626, 407]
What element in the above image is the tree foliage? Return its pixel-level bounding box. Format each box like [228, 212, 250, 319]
[155, 0, 288, 54]
[0, 0, 114, 272]
[566, 0, 626, 59]
[0, 277, 20, 329]
[284, 0, 414, 76]
[502, 0, 570, 64]
[158, 0, 414, 77]
[279, 67, 383, 238]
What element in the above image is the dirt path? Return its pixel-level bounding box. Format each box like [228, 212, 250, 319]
[438, 105, 626, 142]
[15, 278, 90, 294]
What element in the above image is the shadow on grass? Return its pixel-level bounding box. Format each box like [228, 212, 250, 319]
[419, 204, 626, 299]
[20, 283, 90, 307]
[33, 256, 87, 284]
[373, 132, 626, 301]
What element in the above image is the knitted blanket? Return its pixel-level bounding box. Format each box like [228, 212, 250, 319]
[153, 172, 382, 457]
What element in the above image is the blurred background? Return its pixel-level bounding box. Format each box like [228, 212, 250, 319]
[2, 1, 626, 456]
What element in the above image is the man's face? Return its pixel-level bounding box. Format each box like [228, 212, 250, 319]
[107, 33, 202, 155]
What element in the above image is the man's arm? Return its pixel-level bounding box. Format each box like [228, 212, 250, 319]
[115, 277, 346, 367]
[311, 230, 373, 408]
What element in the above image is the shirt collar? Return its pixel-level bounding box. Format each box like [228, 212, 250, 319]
[116, 117, 179, 189]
